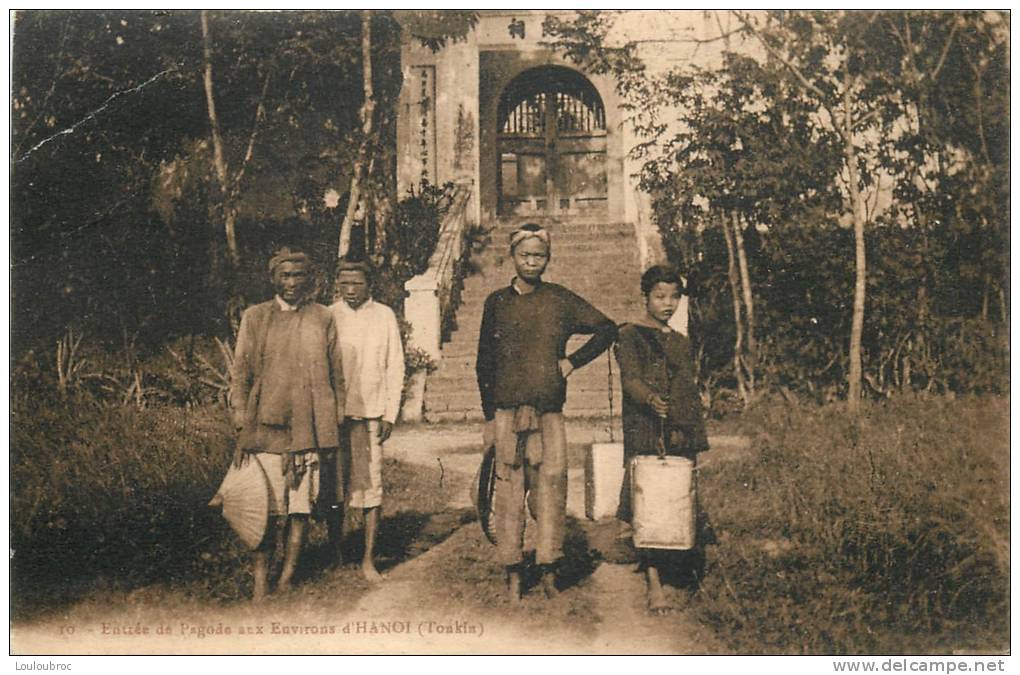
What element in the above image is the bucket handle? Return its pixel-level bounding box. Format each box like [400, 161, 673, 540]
[656, 416, 668, 461]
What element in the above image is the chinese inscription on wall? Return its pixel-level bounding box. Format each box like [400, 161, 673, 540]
[411, 65, 437, 184]
[508, 18, 525, 39]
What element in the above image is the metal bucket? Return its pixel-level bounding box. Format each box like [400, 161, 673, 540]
[584, 442, 625, 520]
[631, 455, 696, 550]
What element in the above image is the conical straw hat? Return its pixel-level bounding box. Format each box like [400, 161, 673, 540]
[473, 443, 537, 546]
[209, 456, 270, 550]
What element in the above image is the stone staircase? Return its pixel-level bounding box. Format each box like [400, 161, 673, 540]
[424, 216, 645, 422]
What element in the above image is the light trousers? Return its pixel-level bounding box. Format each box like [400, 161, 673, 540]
[493, 409, 567, 566]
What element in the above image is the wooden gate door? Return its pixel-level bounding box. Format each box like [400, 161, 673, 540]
[497, 67, 608, 216]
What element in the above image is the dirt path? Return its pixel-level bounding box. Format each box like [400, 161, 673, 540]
[12, 423, 744, 654]
[366, 423, 730, 654]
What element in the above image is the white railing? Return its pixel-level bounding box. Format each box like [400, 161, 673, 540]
[401, 180, 474, 421]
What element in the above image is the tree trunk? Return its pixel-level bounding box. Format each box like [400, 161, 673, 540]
[721, 214, 748, 407]
[337, 9, 376, 270]
[200, 10, 240, 271]
[732, 211, 756, 393]
[843, 69, 867, 415]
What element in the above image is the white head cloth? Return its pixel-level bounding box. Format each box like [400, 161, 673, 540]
[509, 226, 551, 252]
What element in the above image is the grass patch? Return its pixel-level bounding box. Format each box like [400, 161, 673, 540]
[693, 396, 1009, 654]
[11, 395, 465, 620]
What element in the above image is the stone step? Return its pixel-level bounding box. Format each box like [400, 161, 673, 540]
[423, 215, 644, 418]
[463, 268, 639, 287]
[442, 333, 627, 356]
[446, 304, 640, 331]
[489, 221, 634, 235]
[465, 250, 640, 267]
[440, 341, 630, 360]
[447, 301, 639, 322]
[451, 286, 640, 305]
[451, 284, 641, 304]
[452, 287, 639, 305]
[431, 351, 622, 375]
[424, 365, 616, 385]
[444, 314, 642, 341]
[489, 232, 638, 246]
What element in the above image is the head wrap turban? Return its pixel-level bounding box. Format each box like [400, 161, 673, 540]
[509, 225, 551, 252]
[269, 247, 311, 276]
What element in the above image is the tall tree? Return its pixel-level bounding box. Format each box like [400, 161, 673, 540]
[200, 10, 271, 272]
[334, 10, 478, 275]
[336, 10, 375, 264]
[10, 10, 374, 349]
[642, 53, 841, 404]
[733, 11, 896, 414]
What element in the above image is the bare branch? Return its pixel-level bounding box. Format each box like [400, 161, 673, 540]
[852, 109, 881, 131]
[201, 10, 228, 189]
[229, 69, 272, 199]
[931, 17, 960, 81]
[14, 15, 72, 158]
[338, 9, 375, 262]
[731, 11, 829, 102]
[713, 10, 735, 50]
[731, 9, 847, 138]
[201, 10, 240, 269]
[14, 68, 174, 163]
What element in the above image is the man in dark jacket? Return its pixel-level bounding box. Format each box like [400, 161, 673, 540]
[230, 246, 345, 600]
[476, 223, 617, 600]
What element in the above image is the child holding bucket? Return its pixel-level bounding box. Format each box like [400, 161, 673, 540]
[615, 264, 708, 614]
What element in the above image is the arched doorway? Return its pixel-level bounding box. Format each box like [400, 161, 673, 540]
[496, 66, 608, 215]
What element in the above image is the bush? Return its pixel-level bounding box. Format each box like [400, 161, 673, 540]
[370, 180, 456, 315]
[666, 221, 1010, 406]
[9, 382, 458, 617]
[694, 396, 1009, 654]
[10, 398, 237, 615]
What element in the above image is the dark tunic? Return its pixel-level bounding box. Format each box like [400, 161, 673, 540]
[476, 280, 617, 420]
[614, 323, 707, 460]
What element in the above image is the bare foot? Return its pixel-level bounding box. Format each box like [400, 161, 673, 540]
[276, 577, 294, 595]
[648, 594, 672, 615]
[646, 566, 670, 615]
[253, 552, 269, 602]
[362, 561, 385, 583]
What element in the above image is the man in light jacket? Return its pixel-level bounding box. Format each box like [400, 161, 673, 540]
[328, 258, 405, 582]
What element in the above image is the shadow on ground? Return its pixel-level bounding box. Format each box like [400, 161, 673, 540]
[300, 508, 476, 581]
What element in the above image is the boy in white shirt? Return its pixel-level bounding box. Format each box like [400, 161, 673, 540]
[328, 258, 405, 582]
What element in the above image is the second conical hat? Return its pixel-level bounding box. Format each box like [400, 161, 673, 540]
[209, 456, 270, 550]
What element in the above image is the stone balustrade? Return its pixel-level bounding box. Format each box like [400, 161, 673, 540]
[401, 181, 474, 421]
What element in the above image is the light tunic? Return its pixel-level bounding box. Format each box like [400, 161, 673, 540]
[329, 298, 405, 424]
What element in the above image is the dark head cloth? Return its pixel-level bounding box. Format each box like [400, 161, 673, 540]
[269, 247, 311, 275]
